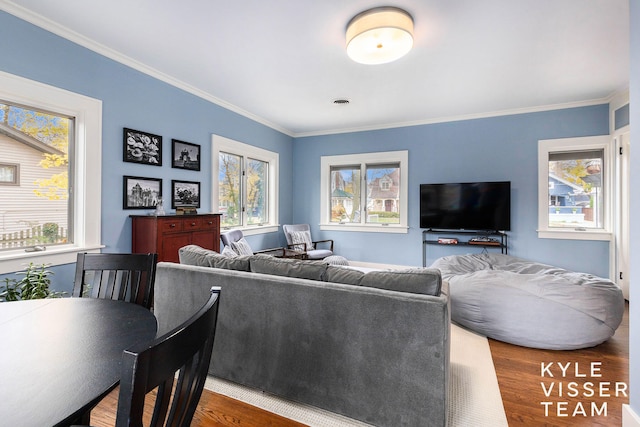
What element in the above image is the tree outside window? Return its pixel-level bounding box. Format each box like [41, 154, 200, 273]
[547, 150, 604, 230]
[321, 151, 408, 233]
[213, 135, 278, 232]
[0, 102, 71, 249]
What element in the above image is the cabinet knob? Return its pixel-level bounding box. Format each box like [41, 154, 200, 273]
[191, 222, 196, 226]
[170, 223, 176, 228]
[207, 221, 213, 225]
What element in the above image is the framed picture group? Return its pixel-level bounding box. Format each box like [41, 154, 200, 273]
[123, 176, 162, 209]
[122, 128, 201, 213]
[123, 128, 162, 166]
[172, 139, 201, 171]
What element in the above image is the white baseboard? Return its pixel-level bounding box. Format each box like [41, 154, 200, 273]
[624, 404, 640, 427]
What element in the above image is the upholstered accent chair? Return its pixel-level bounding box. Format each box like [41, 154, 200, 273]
[220, 230, 251, 255]
[220, 229, 284, 257]
[282, 224, 333, 260]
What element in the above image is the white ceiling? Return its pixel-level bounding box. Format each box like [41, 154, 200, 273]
[2, 0, 629, 137]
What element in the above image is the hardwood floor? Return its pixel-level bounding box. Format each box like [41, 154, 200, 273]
[490, 301, 629, 427]
[89, 387, 306, 427]
[90, 302, 629, 427]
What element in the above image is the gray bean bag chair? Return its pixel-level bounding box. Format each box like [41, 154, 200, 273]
[431, 253, 625, 350]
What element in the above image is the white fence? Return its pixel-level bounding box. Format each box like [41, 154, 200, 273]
[0, 224, 67, 249]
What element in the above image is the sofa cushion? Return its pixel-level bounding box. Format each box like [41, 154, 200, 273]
[178, 244, 215, 267]
[325, 265, 364, 286]
[178, 244, 250, 271]
[360, 268, 442, 296]
[209, 254, 252, 271]
[230, 237, 253, 256]
[250, 254, 327, 281]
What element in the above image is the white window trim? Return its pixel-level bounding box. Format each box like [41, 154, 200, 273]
[211, 134, 279, 235]
[537, 135, 613, 241]
[0, 71, 103, 274]
[320, 150, 408, 234]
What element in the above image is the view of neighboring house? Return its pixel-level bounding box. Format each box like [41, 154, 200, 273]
[0, 123, 67, 248]
[367, 169, 400, 215]
[548, 171, 602, 229]
[548, 173, 589, 207]
[330, 166, 400, 223]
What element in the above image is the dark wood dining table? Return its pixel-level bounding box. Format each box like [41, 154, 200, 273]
[0, 297, 157, 427]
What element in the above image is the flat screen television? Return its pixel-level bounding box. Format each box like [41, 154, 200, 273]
[419, 181, 511, 231]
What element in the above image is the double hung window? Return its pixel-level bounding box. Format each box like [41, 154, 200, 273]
[321, 151, 408, 233]
[212, 135, 279, 234]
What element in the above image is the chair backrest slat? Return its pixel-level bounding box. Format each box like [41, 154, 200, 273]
[72, 253, 158, 309]
[116, 287, 221, 427]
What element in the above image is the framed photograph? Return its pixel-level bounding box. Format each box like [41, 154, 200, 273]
[172, 139, 201, 171]
[123, 176, 162, 209]
[171, 180, 201, 209]
[123, 128, 162, 166]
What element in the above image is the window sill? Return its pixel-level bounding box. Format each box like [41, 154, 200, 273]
[320, 223, 409, 234]
[220, 225, 280, 236]
[537, 229, 612, 241]
[0, 244, 104, 274]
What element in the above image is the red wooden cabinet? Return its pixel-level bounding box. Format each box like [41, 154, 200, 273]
[130, 214, 221, 262]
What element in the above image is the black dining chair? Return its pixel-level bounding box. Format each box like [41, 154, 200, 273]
[115, 286, 220, 427]
[72, 252, 158, 309]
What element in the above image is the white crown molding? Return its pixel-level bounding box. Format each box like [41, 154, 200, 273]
[0, 1, 294, 137]
[1, 1, 624, 140]
[294, 97, 614, 138]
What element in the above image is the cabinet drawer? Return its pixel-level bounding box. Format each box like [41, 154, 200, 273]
[159, 219, 183, 233]
[200, 216, 219, 230]
[182, 217, 203, 230]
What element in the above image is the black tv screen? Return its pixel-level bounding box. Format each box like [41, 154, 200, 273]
[420, 181, 511, 231]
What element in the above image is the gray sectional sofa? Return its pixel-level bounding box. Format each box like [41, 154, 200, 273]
[153, 245, 451, 427]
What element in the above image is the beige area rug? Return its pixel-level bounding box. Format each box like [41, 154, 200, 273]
[204, 324, 508, 426]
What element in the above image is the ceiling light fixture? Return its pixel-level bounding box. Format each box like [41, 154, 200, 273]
[346, 7, 414, 65]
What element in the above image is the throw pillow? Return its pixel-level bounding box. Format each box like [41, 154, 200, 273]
[230, 237, 253, 256]
[290, 230, 312, 251]
[324, 255, 349, 266]
[221, 245, 238, 258]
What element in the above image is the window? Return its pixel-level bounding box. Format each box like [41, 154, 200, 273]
[321, 151, 408, 233]
[212, 135, 279, 235]
[0, 163, 19, 185]
[538, 135, 612, 240]
[0, 71, 102, 274]
[0, 102, 72, 249]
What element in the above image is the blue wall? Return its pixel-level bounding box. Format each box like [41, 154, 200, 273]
[294, 106, 610, 276]
[0, 11, 613, 285]
[0, 11, 293, 294]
